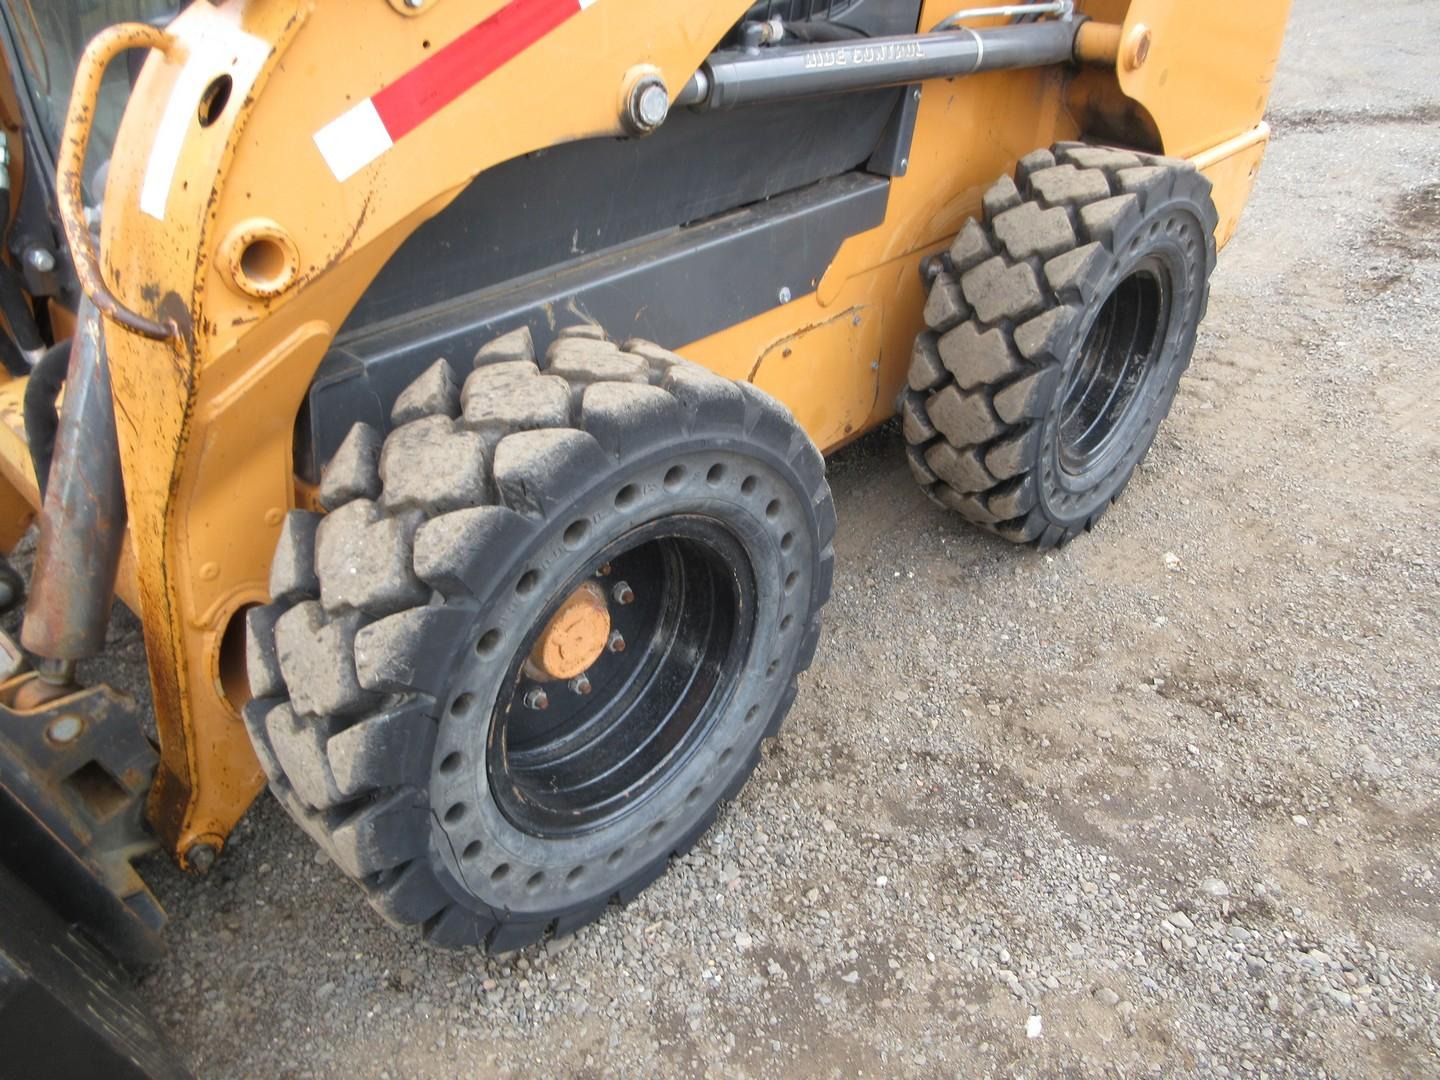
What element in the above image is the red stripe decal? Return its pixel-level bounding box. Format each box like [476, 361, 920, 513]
[372, 0, 581, 142]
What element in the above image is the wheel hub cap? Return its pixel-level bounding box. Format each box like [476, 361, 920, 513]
[523, 581, 611, 681]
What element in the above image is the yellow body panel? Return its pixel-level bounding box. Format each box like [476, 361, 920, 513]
[0, 381, 37, 552]
[1117, 1, 1289, 160]
[1, 0, 1288, 858]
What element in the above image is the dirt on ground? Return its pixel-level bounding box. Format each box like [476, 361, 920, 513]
[70, 1, 1438, 1076]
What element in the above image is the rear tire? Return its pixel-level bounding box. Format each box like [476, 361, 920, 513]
[245, 327, 835, 951]
[904, 142, 1219, 547]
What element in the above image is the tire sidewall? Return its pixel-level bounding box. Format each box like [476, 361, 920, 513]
[426, 429, 820, 918]
[1034, 197, 1211, 526]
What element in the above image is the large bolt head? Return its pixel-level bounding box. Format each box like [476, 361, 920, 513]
[625, 76, 669, 135]
[637, 83, 669, 129]
[45, 714, 83, 745]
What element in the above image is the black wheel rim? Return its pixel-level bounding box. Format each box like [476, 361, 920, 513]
[1057, 255, 1173, 478]
[487, 515, 756, 838]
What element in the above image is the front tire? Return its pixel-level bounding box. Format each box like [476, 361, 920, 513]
[904, 142, 1219, 547]
[244, 327, 835, 951]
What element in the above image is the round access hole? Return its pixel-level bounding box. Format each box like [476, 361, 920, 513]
[241, 238, 287, 285]
[198, 75, 233, 127]
[222, 219, 299, 299]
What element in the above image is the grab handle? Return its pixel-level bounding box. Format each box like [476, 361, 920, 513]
[57, 23, 184, 343]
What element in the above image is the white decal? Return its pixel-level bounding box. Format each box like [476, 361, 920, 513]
[140, 9, 269, 221]
[802, 41, 925, 70]
[313, 99, 395, 183]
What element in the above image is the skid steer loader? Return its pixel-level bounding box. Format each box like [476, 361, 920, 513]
[0, 0, 1289, 1067]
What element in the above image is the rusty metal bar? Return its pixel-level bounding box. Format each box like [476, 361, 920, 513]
[21, 299, 128, 661]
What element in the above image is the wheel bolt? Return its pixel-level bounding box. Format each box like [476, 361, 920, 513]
[523, 688, 549, 711]
[608, 630, 626, 653]
[612, 581, 634, 605]
[596, 563, 613, 577]
[570, 674, 592, 695]
[46, 714, 84, 745]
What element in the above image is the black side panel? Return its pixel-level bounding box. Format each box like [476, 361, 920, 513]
[344, 91, 901, 331]
[299, 173, 890, 481]
[866, 84, 923, 177]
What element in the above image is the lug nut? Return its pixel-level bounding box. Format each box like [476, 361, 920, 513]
[596, 563, 613, 577]
[523, 688, 549, 711]
[608, 630, 626, 653]
[570, 674, 592, 695]
[612, 581, 634, 605]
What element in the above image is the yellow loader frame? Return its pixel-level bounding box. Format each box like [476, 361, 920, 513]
[0, 0, 1287, 866]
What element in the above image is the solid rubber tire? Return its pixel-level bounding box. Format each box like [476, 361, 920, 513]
[244, 327, 835, 952]
[904, 142, 1220, 548]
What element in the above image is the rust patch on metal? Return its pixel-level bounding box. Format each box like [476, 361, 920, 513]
[21, 301, 128, 661]
[524, 581, 611, 682]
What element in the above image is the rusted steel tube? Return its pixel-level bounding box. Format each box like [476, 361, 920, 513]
[21, 299, 129, 661]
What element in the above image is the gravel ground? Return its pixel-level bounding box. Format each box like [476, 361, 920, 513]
[86, 2, 1440, 1075]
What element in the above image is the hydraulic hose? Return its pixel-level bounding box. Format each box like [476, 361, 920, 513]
[0, 324, 25, 377]
[0, 181, 45, 367]
[23, 341, 69, 501]
[0, 261, 43, 359]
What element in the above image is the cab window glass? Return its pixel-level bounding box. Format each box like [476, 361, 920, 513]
[4, 1, 181, 200]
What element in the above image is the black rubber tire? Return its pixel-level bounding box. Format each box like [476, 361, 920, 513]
[244, 327, 835, 952]
[904, 142, 1219, 548]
